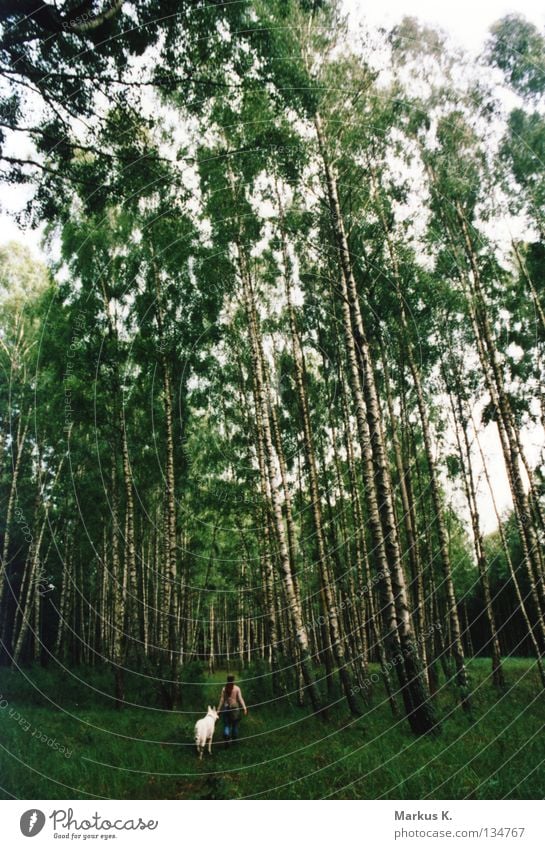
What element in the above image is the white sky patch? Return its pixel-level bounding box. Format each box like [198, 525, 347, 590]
[343, 0, 545, 55]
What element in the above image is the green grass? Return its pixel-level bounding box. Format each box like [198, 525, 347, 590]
[0, 658, 544, 799]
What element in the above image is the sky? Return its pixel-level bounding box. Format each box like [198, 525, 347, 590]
[344, 0, 545, 53]
[2, 1, 544, 533]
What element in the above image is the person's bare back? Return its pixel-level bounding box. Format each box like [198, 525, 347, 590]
[218, 683, 246, 709]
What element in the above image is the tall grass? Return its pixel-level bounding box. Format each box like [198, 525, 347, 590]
[0, 658, 543, 799]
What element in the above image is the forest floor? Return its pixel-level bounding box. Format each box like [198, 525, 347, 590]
[0, 658, 544, 800]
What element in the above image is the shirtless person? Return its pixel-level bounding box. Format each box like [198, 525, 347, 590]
[217, 674, 247, 743]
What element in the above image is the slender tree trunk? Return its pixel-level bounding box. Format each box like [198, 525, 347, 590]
[315, 113, 436, 734]
[472, 412, 545, 689]
[111, 459, 125, 708]
[430, 186, 545, 625]
[237, 237, 323, 715]
[0, 411, 31, 613]
[379, 343, 429, 686]
[369, 166, 470, 710]
[55, 533, 73, 660]
[120, 418, 138, 649]
[445, 358, 505, 688]
[277, 203, 360, 714]
[152, 254, 181, 690]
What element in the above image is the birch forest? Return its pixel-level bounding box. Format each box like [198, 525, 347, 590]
[1, 0, 545, 800]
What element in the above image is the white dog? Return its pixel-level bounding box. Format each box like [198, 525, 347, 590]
[194, 706, 219, 759]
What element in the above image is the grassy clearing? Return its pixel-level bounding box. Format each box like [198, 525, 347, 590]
[0, 658, 543, 800]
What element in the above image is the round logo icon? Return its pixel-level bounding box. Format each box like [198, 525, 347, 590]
[20, 809, 46, 837]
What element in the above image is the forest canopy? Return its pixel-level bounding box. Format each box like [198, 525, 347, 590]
[1, 1, 545, 746]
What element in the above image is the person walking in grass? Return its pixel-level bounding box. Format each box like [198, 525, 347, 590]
[217, 674, 247, 745]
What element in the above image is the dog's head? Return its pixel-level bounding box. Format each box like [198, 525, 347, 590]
[207, 706, 219, 721]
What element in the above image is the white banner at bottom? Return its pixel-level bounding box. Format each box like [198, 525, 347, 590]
[2, 800, 542, 848]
